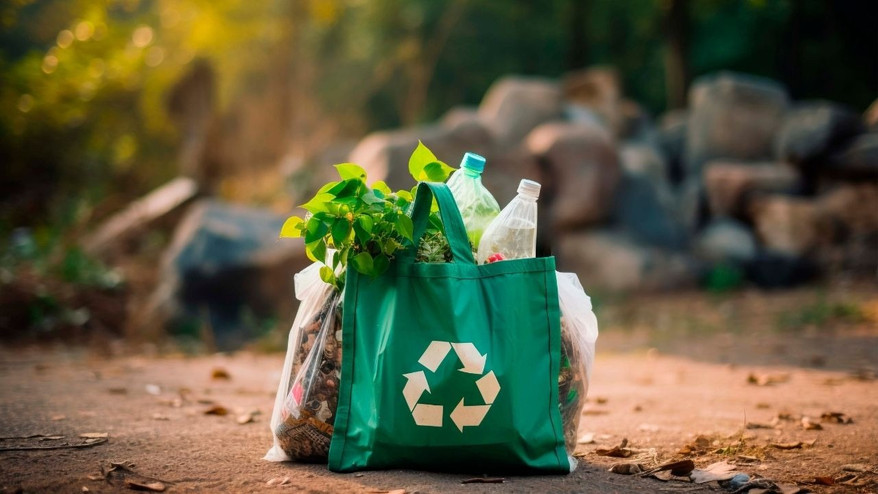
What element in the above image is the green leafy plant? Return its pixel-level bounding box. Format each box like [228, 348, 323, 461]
[279, 141, 455, 291]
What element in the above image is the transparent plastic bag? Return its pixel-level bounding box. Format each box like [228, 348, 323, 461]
[264, 263, 340, 462]
[556, 271, 599, 454]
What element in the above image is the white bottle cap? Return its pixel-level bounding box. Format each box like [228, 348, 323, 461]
[517, 179, 541, 199]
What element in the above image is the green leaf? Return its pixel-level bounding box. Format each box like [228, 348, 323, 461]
[350, 251, 374, 275]
[317, 181, 340, 194]
[396, 215, 414, 241]
[372, 254, 390, 276]
[305, 239, 327, 263]
[422, 161, 455, 182]
[408, 140, 439, 182]
[330, 218, 352, 246]
[335, 179, 365, 200]
[382, 238, 401, 256]
[357, 215, 373, 234]
[300, 193, 335, 214]
[362, 190, 383, 205]
[279, 216, 304, 238]
[372, 181, 392, 196]
[319, 265, 335, 285]
[304, 219, 329, 243]
[396, 189, 413, 203]
[334, 163, 368, 181]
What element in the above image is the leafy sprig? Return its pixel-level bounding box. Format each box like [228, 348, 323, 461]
[279, 141, 454, 290]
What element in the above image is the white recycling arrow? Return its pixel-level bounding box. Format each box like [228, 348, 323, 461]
[475, 370, 500, 404]
[449, 398, 491, 432]
[451, 342, 486, 374]
[412, 403, 443, 427]
[418, 341, 452, 372]
[402, 371, 431, 411]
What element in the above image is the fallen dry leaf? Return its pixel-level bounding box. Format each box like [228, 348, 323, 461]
[771, 441, 803, 450]
[124, 479, 166, 492]
[746, 422, 775, 430]
[737, 455, 760, 463]
[203, 405, 228, 416]
[811, 476, 834, 485]
[678, 435, 713, 455]
[596, 438, 633, 458]
[108, 387, 127, 395]
[841, 464, 870, 473]
[578, 432, 595, 445]
[640, 459, 695, 478]
[461, 478, 504, 484]
[747, 372, 790, 386]
[211, 367, 231, 380]
[266, 477, 290, 486]
[609, 463, 645, 475]
[820, 412, 853, 424]
[79, 433, 109, 439]
[690, 461, 738, 483]
[801, 417, 823, 430]
[594, 396, 608, 404]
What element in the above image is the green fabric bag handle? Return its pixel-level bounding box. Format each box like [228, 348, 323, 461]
[399, 182, 476, 265]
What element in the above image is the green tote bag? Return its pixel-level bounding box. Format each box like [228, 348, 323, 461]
[328, 182, 569, 474]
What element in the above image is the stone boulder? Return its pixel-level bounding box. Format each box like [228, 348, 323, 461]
[657, 109, 688, 185]
[613, 143, 688, 249]
[347, 118, 493, 191]
[685, 72, 789, 176]
[694, 218, 757, 264]
[478, 76, 563, 146]
[525, 121, 621, 231]
[774, 101, 863, 165]
[556, 230, 698, 292]
[703, 161, 802, 218]
[138, 200, 309, 349]
[827, 133, 878, 179]
[749, 195, 827, 257]
[562, 66, 623, 136]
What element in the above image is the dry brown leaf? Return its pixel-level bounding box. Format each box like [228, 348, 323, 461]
[801, 417, 822, 430]
[203, 405, 228, 416]
[771, 441, 803, 450]
[594, 397, 608, 404]
[578, 432, 595, 445]
[678, 435, 712, 455]
[266, 477, 290, 486]
[108, 387, 127, 395]
[124, 479, 166, 492]
[640, 459, 695, 478]
[461, 478, 503, 484]
[79, 432, 109, 439]
[756, 403, 771, 409]
[820, 412, 853, 424]
[737, 455, 760, 463]
[746, 422, 774, 429]
[812, 476, 834, 485]
[841, 464, 870, 473]
[596, 438, 633, 458]
[609, 463, 645, 475]
[747, 372, 790, 386]
[690, 461, 738, 483]
[211, 367, 231, 380]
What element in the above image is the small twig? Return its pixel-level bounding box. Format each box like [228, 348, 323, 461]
[0, 437, 108, 451]
[461, 477, 505, 484]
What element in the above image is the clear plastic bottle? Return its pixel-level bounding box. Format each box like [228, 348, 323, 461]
[446, 152, 500, 249]
[476, 179, 541, 264]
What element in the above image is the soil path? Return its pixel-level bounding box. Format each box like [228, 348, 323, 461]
[1, 287, 877, 493]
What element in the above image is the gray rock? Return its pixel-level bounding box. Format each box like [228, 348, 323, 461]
[525, 121, 621, 231]
[749, 195, 826, 257]
[556, 230, 698, 292]
[478, 76, 563, 146]
[613, 143, 688, 249]
[685, 72, 789, 176]
[827, 133, 878, 179]
[774, 101, 863, 165]
[140, 200, 309, 349]
[657, 109, 688, 185]
[703, 161, 802, 218]
[694, 219, 757, 264]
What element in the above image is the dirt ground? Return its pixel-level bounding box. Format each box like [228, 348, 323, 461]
[1, 284, 877, 493]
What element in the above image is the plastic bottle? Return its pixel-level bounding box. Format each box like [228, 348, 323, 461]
[446, 152, 500, 249]
[476, 179, 540, 264]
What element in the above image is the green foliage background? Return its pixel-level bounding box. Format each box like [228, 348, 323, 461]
[1, 0, 876, 232]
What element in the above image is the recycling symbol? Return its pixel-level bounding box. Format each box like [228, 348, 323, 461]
[402, 340, 501, 432]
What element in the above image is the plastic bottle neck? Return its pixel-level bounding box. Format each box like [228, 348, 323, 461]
[461, 166, 482, 178]
[517, 192, 538, 202]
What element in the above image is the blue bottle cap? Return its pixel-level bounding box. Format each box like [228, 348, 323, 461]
[459, 152, 486, 173]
